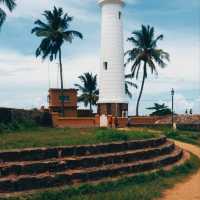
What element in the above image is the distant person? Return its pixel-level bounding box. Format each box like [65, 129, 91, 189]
[114, 116, 119, 128]
[108, 116, 113, 128]
[185, 109, 188, 115]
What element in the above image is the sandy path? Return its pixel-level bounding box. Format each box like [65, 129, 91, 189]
[160, 140, 200, 200]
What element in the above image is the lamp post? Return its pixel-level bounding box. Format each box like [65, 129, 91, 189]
[171, 88, 175, 128]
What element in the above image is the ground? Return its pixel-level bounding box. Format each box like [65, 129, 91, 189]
[160, 140, 200, 200]
[0, 127, 200, 200]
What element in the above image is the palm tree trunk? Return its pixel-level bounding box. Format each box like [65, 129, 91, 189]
[136, 62, 146, 116]
[59, 48, 65, 117]
[89, 102, 92, 114]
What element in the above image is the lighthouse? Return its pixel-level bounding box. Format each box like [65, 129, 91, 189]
[98, 0, 128, 117]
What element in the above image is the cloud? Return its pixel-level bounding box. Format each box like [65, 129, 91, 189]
[0, 50, 99, 108]
[8, 0, 99, 22]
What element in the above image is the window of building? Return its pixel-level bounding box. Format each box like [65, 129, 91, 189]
[103, 61, 108, 70]
[118, 11, 121, 19]
[59, 95, 70, 102]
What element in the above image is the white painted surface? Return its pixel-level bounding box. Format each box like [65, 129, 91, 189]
[100, 114, 108, 127]
[98, 0, 127, 104]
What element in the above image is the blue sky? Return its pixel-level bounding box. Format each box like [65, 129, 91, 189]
[0, 0, 199, 115]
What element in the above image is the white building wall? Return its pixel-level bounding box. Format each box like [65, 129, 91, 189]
[98, 0, 127, 104]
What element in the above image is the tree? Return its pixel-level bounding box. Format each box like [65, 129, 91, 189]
[147, 103, 172, 116]
[75, 73, 99, 113]
[0, 0, 16, 28]
[125, 25, 170, 116]
[125, 74, 137, 98]
[31, 7, 83, 116]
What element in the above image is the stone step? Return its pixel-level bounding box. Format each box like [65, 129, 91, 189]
[0, 147, 182, 193]
[0, 141, 174, 177]
[0, 136, 166, 163]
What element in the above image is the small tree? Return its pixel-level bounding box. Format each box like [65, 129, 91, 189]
[75, 73, 99, 113]
[147, 103, 172, 116]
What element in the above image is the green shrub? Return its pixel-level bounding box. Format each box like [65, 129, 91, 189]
[0, 123, 8, 133]
[0, 119, 37, 133]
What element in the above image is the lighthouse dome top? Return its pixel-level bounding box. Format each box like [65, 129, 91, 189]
[98, 0, 125, 6]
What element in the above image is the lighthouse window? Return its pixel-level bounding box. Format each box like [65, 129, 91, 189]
[118, 11, 121, 19]
[103, 62, 108, 70]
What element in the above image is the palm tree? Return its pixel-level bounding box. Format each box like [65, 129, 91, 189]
[75, 73, 99, 113]
[0, 0, 16, 27]
[147, 103, 172, 116]
[125, 74, 137, 98]
[125, 25, 170, 116]
[31, 7, 83, 117]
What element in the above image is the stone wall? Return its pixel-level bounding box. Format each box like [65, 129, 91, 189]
[52, 112, 100, 128]
[128, 116, 166, 126]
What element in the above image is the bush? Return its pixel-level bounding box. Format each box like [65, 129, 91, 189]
[34, 111, 52, 127]
[0, 123, 8, 133]
[95, 129, 129, 142]
[0, 119, 37, 134]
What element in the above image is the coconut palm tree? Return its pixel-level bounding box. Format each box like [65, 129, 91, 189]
[125, 74, 137, 98]
[31, 7, 83, 116]
[125, 25, 170, 116]
[75, 73, 99, 113]
[0, 0, 16, 27]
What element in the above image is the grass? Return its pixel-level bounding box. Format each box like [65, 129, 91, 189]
[152, 127, 200, 147]
[128, 127, 200, 147]
[1, 154, 199, 200]
[0, 127, 159, 150]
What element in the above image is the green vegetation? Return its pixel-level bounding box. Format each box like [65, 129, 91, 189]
[0, 0, 16, 27]
[75, 73, 99, 113]
[1, 126, 199, 150]
[1, 154, 199, 200]
[137, 126, 200, 147]
[125, 25, 170, 116]
[31, 6, 83, 117]
[164, 129, 200, 147]
[146, 103, 172, 116]
[0, 120, 37, 134]
[124, 74, 138, 98]
[0, 128, 159, 150]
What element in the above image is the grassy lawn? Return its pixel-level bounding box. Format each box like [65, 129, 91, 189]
[164, 129, 200, 147]
[1, 154, 199, 200]
[0, 127, 160, 150]
[127, 127, 200, 147]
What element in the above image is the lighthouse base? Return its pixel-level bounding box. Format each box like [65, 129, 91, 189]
[98, 103, 128, 117]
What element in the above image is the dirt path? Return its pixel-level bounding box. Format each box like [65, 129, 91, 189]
[160, 140, 200, 200]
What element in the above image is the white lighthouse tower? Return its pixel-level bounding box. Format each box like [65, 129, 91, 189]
[98, 0, 128, 117]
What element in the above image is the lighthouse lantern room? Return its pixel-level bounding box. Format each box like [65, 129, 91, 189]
[98, 0, 128, 117]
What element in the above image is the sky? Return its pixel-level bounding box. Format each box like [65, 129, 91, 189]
[0, 0, 199, 115]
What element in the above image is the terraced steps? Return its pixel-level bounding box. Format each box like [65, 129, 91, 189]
[0, 141, 174, 177]
[0, 136, 184, 194]
[0, 136, 167, 162]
